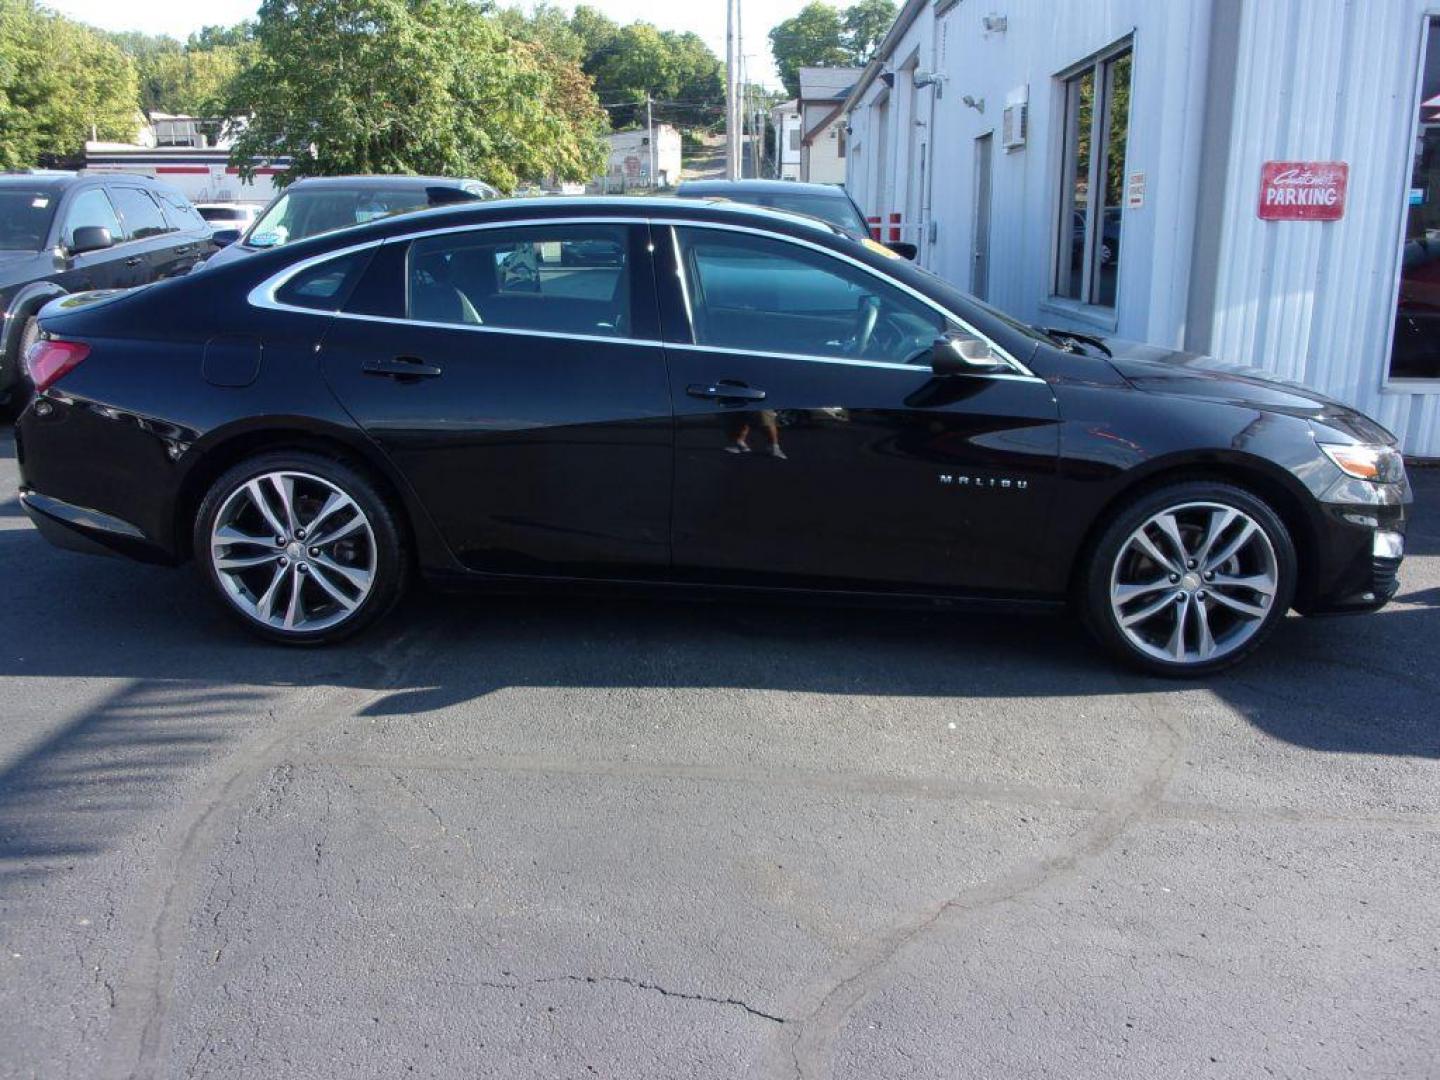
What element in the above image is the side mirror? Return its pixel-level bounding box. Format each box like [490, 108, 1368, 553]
[210, 228, 243, 248]
[932, 334, 1005, 376]
[68, 226, 113, 256]
[885, 241, 918, 260]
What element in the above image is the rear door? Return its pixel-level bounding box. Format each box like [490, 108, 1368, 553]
[311, 218, 674, 577]
[107, 186, 186, 281]
[152, 189, 211, 272]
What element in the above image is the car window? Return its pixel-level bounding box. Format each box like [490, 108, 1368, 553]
[109, 187, 170, 239]
[0, 188, 60, 250]
[61, 189, 125, 248]
[249, 187, 447, 248]
[156, 191, 207, 232]
[406, 224, 632, 338]
[674, 227, 946, 364]
[758, 193, 869, 235]
[275, 251, 370, 312]
[198, 206, 251, 223]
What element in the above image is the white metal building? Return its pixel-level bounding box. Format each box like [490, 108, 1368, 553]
[798, 67, 863, 185]
[600, 125, 683, 191]
[85, 114, 285, 205]
[843, 0, 1440, 457]
[771, 100, 802, 180]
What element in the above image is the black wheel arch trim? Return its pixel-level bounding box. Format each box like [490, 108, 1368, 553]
[1065, 448, 1323, 609]
[2, 282, 68, 362]
[173, 414, 462, 573]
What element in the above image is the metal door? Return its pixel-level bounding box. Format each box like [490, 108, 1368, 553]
[972, 133, 993, 299]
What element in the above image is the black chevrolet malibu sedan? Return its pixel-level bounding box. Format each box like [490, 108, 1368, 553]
[13, 197, 1410, 674]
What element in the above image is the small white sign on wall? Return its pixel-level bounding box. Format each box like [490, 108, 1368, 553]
[1126, 171, 1146, 209]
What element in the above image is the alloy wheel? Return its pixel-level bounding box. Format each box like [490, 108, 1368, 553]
[209, 470, 377, 634]
[1108, 501, 1279, 666]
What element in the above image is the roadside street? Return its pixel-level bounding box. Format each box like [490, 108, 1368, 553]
[1, 423, 1436, 1079]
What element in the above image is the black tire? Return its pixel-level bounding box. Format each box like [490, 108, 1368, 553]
[193, 450, 409, 645]
[0, 315, 39, 420]
[1078, 480, 1298, 677]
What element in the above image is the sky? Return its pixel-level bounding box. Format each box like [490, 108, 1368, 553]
[45, 0, 814, 88]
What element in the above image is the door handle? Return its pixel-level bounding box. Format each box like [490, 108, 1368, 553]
[363, 356, 443, 379]
[124, 256, 142, 267]
[687, 382, 767, 403]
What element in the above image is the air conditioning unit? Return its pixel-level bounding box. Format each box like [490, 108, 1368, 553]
[1001, 101, 1027, 150]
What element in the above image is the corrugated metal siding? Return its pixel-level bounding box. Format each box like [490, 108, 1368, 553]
[1211, 0, 1440, 455]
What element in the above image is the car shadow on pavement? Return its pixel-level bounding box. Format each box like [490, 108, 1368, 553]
[0, 460, 1436, 879]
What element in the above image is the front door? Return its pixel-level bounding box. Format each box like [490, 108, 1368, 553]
[656, 223, 1059, 594]
[56, 187, 141, 290]
[317, 220, 674, 577]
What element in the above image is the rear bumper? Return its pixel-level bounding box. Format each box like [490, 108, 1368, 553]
[20, 489, 174, 564]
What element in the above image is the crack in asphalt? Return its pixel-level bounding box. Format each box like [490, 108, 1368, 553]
[769, 709, 1185, 1080]
[98, 626, 444, 1080]
[532, 973, 788, 1024]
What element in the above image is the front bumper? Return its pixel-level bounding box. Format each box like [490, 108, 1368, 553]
[1300, 488, 1409, 615]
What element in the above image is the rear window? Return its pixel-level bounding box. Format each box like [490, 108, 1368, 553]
[247, 186, 481, 249]
[748, 192, 868, 235]
[198, 206, 249, 222]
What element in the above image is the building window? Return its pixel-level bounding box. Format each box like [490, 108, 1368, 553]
[1392, 17, 1440, 380]
[1054, 42, 1132, 308]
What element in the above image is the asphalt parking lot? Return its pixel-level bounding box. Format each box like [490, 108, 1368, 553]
[0, 423, 1437, 1080]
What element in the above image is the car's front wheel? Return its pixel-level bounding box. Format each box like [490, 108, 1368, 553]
[1080, 481, 1297, 676]
[194, 451, 408, 645]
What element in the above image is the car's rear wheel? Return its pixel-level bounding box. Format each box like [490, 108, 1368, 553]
[194, 451, 408, 645]
[1080, 481, 1297, 676]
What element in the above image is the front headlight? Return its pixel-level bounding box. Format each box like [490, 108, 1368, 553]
[1319, 442, 1406, 484]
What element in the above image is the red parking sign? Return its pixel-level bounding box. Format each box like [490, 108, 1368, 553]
[1258, 161, 1348, 221]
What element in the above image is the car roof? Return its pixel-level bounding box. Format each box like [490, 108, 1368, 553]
[283, 175, 490, 191]
[368, 195, 849, 240]
[0, 172, 79, 192]
[676, 179, 851, 199]
[219, 196, 855, 275]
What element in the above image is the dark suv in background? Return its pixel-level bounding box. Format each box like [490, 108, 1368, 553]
[202, 175, 499, 268]
[1, 171, 214, 411]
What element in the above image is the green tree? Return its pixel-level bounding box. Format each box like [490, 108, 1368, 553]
[223, 0, 606, 191]
[108, 26, 255, 116]
[768, 0, 896, 98]
[768, 2, 848, 98]
[842, 0, 895, 62]
[0, 0, 139, 168]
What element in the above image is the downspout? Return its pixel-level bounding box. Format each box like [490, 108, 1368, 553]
[1184, 0, 1244, 353]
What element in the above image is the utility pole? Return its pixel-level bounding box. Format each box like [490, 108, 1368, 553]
[646, 94, 656, 188]
[725, 0, 741, 179]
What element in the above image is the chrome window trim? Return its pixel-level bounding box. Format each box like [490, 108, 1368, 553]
[246, 214, 1041, 381]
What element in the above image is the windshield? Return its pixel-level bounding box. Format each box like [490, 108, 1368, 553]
[245, 186, 440, 248]
[743, 192, 869, 236]
[0, 188, 58, 250]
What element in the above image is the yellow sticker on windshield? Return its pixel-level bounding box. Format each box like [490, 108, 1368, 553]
[860, 236, 901, 259]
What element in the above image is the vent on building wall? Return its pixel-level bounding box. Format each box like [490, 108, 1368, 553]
[1001, 101, 1027, 150]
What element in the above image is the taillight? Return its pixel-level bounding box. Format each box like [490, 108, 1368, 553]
[24, 339, 89, 392]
